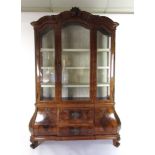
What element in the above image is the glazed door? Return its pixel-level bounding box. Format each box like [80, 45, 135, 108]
[96, 30, 111, 100]
[61, 25, 91, 101]
[39, 28, 56, 101]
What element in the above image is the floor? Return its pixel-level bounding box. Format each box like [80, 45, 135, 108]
[28, 140, 121, 155]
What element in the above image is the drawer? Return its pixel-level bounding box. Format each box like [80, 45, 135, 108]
[59, 126, 94, 136]
[35, 108, 57, 126]
[59, 108, 94, 124]
[34, 125, 57, 136]
[95, 107, 118, 134]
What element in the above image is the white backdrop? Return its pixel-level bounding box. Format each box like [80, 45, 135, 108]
[0, 1, 155, 155]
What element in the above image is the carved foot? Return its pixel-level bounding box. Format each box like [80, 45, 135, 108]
[113, 136, 120, 147]
[113, 139, 120, 147]
[30, 141, 39, 149]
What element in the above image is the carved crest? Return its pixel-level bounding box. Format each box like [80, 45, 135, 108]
[70, 7, 81, 16]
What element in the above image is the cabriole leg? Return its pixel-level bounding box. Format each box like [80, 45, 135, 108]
[30, 140, 39, 149]
[113, 135, 120, 147]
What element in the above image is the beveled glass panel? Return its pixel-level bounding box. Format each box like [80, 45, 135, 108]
[40, 29, 55, 100]
[61, 25, 90, 100]
[97, 31, 111, 99]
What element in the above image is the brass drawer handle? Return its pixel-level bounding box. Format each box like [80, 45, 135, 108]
[70, 128, 80, 135]
[70, 111, 81, 119]
[43, 125, 49, 129]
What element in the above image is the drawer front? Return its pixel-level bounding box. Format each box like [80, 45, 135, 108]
[35, 108, 57, 126]
[59, 108, 94, 124]
[95, 107, 118, 134]
[34, 125, 57, 136]
[34, 108, 57, 136]
[59, 126, 94, 136]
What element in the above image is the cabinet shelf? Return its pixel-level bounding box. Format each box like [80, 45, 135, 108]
[64, 66, 109, 69]
[64, 67, 90, 69]
[41, 83, 110, 88]
[62, 83, 110, 87]
[63, 49, 89, 52]
[97, 66, 109, 69]
[40, 48, 110, 52]
[97, 83, 110, 87]
[41, 66, 109, 69]
[63, 48, 110, 52]
[41, 67, 54, 69]
[97, 48, 110, 52]
[62, 84, 110, 88]
[41, 83, 55, 87]
[40, 48, 55, 52]
[62, 84, 89, 88]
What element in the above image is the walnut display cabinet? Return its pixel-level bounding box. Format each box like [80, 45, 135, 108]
[29, 7, 121, 149]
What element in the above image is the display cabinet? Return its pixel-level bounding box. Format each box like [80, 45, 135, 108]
[29, 7, 121, 148]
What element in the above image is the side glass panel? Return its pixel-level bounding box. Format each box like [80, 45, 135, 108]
[61, 25, 90, 100]
[40, 29, 55, 100]
[97, 31, 111, 99]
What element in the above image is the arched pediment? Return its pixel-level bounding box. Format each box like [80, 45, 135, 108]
[31, 7, 118, 33]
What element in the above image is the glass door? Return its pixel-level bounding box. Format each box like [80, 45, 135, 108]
[61, 25, 90, 100]
[97, 31, 111, 100]
[40, 28, 55, 100]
